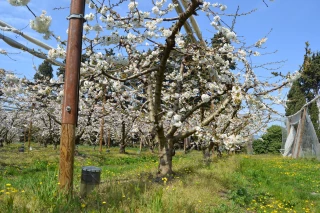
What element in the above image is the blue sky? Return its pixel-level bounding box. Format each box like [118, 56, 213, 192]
[1, 0, 320, 118]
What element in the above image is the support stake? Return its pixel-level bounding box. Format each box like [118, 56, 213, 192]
[59, 0, 85, 192]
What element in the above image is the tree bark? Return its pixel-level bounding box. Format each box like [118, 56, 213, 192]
[158, 141, 174, 176]
[99, 118, 104, 153]
[157, 129, 174, 176]
[107, 128, 111, 148]
[119, 121, 126, 154]
[139, 137, 142, 152]
[119, 144, 126, 154]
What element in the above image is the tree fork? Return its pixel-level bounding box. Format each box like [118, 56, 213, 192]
[59, 0, 85, 192]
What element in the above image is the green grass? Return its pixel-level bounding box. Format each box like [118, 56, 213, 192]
[0, 143, 320, 212]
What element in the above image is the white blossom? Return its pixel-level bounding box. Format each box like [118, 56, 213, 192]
[48, 45, 66, 59]
[213, 15, 220, 22]
[128, 1, 138, 11]
[220, 5, 227, 11]
[255, 37, 268, 47]
[253, 51, 260, 56]
[89, 2, 95, 9]
[202, 2, 210, 11]
[152, 6, 160, 14]
[162, 29, 172, 37]
[7, 0, 30, 6]
[175, 37, 185, 48]
[30, 10, 52, 39]
[85, 13, 95, 21]
[238, 49, 246, 57]
[201, 94, 210, 103]
[173, 114, 181, 122]
[92, 24, 103, 32]
[0, 49, 7, 54]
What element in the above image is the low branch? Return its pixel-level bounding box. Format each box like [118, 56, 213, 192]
[255, 81, 289, 96]
[46, 110, 61, 125]
[0, 20, 53, 50]
[0, 32, 64, 67]
[101, 67, 158, 82]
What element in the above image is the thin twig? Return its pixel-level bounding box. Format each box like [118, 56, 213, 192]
[262, 0, 269, 7]
[25, 5, 37, 18]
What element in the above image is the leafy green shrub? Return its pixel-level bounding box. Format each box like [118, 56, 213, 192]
[253, 125, 282, 154]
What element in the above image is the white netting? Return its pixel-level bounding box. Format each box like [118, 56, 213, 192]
[283, 108, 320, 159]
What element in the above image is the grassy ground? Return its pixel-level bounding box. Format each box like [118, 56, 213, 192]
[0, 143, 320, 213]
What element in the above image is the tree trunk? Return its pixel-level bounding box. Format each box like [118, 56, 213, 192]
[158, 137, 174, 176]
[99, 118, 104, 153]
[119, 121, 126, 154]
[149, 137, 155, 153]
[107, 128, 111, 148]
[139, 138, 142, 152]
[119, 143, 126, 154]
[99, 85, 106, 153]
[158, 146, 174, 176]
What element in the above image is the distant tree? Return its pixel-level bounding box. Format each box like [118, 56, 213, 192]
[285, 80, 306, 116]
[34, 60, 53, 81]
[299, 49, 320, 138]
[253, 125, 282, 154]
[286, 42, 320, 138]
[299, 42, 320, 98]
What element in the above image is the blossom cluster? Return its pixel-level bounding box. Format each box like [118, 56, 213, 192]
[7, 0, 30, 6]
[30, 10, 52, 39]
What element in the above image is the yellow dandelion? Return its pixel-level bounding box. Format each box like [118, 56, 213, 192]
[81, 203, 86, 208]
[5, 192, 10, 195]
[102, 201, 106, 204]
[5, 184, 11, 187]
[21, 190, 25, 193]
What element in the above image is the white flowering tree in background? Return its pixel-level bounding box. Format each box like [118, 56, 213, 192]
[0, 0, 299, 176]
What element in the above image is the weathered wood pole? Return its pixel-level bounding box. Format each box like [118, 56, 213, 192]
[99, 85, 106, 153]
[59, 0, 85, 192]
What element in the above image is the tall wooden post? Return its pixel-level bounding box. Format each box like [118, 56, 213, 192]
[59, 0, 85, 192]
[99, 85, 106, 153]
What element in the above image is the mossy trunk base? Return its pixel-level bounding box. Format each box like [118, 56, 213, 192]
[158, 147, 173, 176]
[119, 144, 126, 154]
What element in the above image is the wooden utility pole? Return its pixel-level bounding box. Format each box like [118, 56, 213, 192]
[59, 0, 85, 192]
[99, 85, 106, 153]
